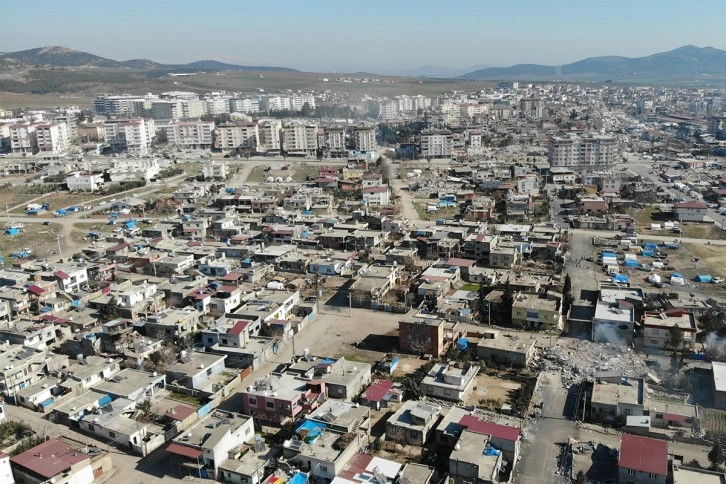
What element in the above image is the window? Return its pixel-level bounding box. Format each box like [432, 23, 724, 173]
[627, 469, 635, 475]
[207, 368, 212, 377]
[649, 474, 657, 479]
[109, 432, 116, 438]
[248, 397, 257, 406]
[222, 338, 228, 345]
[266, 401, 275, 409]
[89, 424, 95, 431]
[320, 466, 328, 473]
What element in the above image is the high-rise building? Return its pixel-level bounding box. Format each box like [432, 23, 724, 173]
[35, 122, 69, 154]
[229, 98, 260, 114]
[104, 118, 155, 155]
[257, 119, 282, 152]
[213, 123, 259, 151]
[548, 135, 618, 170]
[353, 126, 376, 151]
[9, 123, 36, 154]
[282, 123, 318, 155]
[159, 121, 215, 149]
[93, 95, 145, 117]
[420, 130, 454, 158]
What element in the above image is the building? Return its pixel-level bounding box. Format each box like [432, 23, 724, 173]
[9, 123, 36, 154]
[643, 310, 696, 352]
[104, 118, 154, 155]
[361, 186, 390, 206]
[202, 161, 228, 180]
[92, 368, 166, 401]
[448, 429, 502, 484]
[476, 329, 537, 368]
[66, 172, 105, 192]
[282, 123, 318, 155]
[617, 434, 668, 484]
[238, 372, 326, 425]
[214, 123, 258, 151]
[160, 121, 215, 148]
[590, 375, 645, 420]
[144, 308, 201, 340]
[421, 361, 478, 402]
[94, 94, 144, 117]
[420, 130, 454, 158]
[229, 98, 260, 113]
[10, 438, 111, 484]
[399, 312, 460, 357]
[713, 362, 726, 410]
[548, 135, 618, 170]
[675, 201, 708, 222]
[257, 120, 282, 152]
[35, 122, 69, 154]
[54, 266, 89, 293]
[511, 292, 562, 330]
[108, 158, 160, 182]
[353, 126, 376, 151]
[386, 400, 441, 445]
[164, 352, 227, 390]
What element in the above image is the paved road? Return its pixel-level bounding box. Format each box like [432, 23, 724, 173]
[516, 372, 574, 484]
[575, 228, 726, 246]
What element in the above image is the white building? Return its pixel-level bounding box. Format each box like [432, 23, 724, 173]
[160, 121, 215, 148]
[35, 122, 69, 154]
[354, 126, 376, 151]
[108, 158, 160, 182]
[229, 98, 260, 114]
[205, 97, 231, 115]
[94, 94, 144, 117]
[548, 134, 618, 170]
[9, 123, 36, 154]
[104, 118, 155, 155]
[54, 266, 89, 293]
[378, 100, 399, 120]
[420, 130, 454, 158]
[202, 161, 228, 180]
[282, 123, 318, 155]
[214, 123, 258, 151]
[362, 186, 391, 205]
[257, 119, 282, 152]
[66, 172, 105, 192]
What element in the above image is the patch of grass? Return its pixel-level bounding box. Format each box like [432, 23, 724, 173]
[413, 202, 459, 221]
[461, 283, 481, 292]
[246, 166, 269, 183]
[702, 408, 726, 440]
[168, 391, 202, 406]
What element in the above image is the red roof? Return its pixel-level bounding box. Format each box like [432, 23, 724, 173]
[459, 415, 521, 442]
[229, 320, 250, 335]
[27, 285, 46, 296]
[362, 186, 389, 193]
[662, 413, 687, 422]
[167, 442, 203, 460]
[54, 270, 70, 280]
[618, 434, 668, 476]
[363, 379, 394, 402]
[220, 272, 243, 281]
[676, 201, 707, 209]
[164, 404, 196, 422]
[11, 439, 90, 479]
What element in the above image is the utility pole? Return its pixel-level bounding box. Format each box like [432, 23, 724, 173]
[582, 391, 588, 421]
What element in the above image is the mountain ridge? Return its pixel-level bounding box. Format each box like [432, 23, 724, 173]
[0, 46, 297, 72]
[459, 45, 726, 80]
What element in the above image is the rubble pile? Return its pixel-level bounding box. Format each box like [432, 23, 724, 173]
[534, 340, 648, 388]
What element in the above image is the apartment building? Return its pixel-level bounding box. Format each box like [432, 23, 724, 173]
[9, 123, 36, 154]
[229, 98, 260, 114]
[511, 292, 562, 330]
[35, 122, 69, 154]
[257, 119, 282, 152]
[548, 134, 618, 170]
[93, 94, 144, 117]
[205, 97, 231, 115]
[354, 126, 376, 151]
[159, 121, 215, 148]
[214, 123, 258, 151]
[104, 118, 155, 155]
[320, 126, 346, 155]
[420, 130, 454, 158]
[108, 158, 160, 182]
[282, 123, 318, 155]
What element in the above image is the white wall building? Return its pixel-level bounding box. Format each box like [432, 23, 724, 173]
[257, 120, 282, 152]
[9, 124, 36, 153]
[35, 122, 69, 154]
[282, 123, 318, 155]
[548, 135, 618, 170]
[160, 121, 215, 148]
[66, 172, 105, 192]
[354, 126, 376, 151]
[214, 123, 258, 151]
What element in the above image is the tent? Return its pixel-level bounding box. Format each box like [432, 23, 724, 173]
[457, 338, 469, 351]
[5, 228, 20, 236]
[671, 273, 685, 278]
[671, 275, 686, 286]
[642, 250, 654, 257]
[695, 275, 713, 283]
[613, 274, 629, 283]
[645, 242, 658, 250]
[624, 259, 639, 268]
[648, 274, 662, 284]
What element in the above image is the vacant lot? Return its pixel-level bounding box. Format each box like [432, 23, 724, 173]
[0, 224, 62, 259]
[246, 164, 319, 184]
[701, 408, 726, 438]
[414, 201, 459, 221]
[465, 373, 522, 410]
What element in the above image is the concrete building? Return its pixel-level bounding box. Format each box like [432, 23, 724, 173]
[353, 126, 376, 151]
[361, 186, 390, 205]
[9, 123, 36, 154]
[282, 123, 318, 155]
[386, 400, 441, 445]
[420, 130, 454, 158]
[35, 122, 69, 154]
[511, 292, 562, 330]
[66, 172, 105, 192]
[399, 312, 460, 357]
[448, 429, 502, 484]
[229, 98, 260, 114]
[421, 361, 479, 402]
[160, 121, 215, 149]
[590, 375, 645, 420]
[712, 362, 726, 410]
[108, 158, 160, 182]
[257, 120, 282, 152]
[164, 352, 227, 390]
[643, 310, 696, 352]
[10, 438, 108, 484]
[617, 434, 667, 484]
[104, 118, 154, 155]
[548, 134, 618, 170]
[674, 201, 708, 222]
[476, 329, 537, 368]
[214, 123, 258, 151]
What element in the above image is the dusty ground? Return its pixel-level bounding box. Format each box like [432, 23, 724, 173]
[465, 373, 522, 408]
[393, 356, 429, 376]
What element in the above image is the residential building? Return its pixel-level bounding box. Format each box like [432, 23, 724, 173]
[160, 121, 215, 148]
[91, 368, 166, 401]
[399, 312, 460, 357]
[104, 118, 154, 155]
[548, 134, 618, 170]
[362, 186, 390, 205]
[448, 429, 502, 484]
[54, 265, 89, 293]
[238, 373, 326, 424]
[214, 123, 258, 151]
[476, 329, 537, 368]
[712, 362, 726, 410]
[353, 126, 376, 151]
[10, 438, 109, 484]
[9, 123, 36, 154]
[617, 434, 668, 484]
[257, 120, 282, 152]
[421, 361, 478, 402]
[675, 201, 708, 222]
[386, 400, 441, 445]
[144, 308, 201, 340]
[282, 123, 318, 155]
[108, 158, 160, 182]
[285, 357, 372, 401]
[66, 172, 105, 192]
[165, 352, 227, 390]
[229, 98, 260, 114]
[420, 130, 454, 158]
[643, 310, 696, 352]
[35, 122, 69, 154]
[590, 375, 645, 420]
[511, 292, 562, 330]
[94, 94, 144, 117]
[281, 426, 360, 482]
[202, 161, 228, 180]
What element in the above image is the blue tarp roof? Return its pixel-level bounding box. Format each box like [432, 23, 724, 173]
[613, 274, 629, 283]
[5, 228, 20, 235]
[695, 275, 713, 282]
[671, 273, 684, 278]
[624, 260, 639, 267]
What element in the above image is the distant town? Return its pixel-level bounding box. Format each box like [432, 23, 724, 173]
[0, 79, 725, 484]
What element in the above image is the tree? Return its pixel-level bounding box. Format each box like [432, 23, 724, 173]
[300, 102, 314, 117]
[563, 273, 575, 315]
[575, 470, 587, 484]
[155, 128, 168, 145]
[100, 296, 119, 322]
[665, 324, 684, 353]
[709, 439, 725, 469]
[498, 280, 514, 326]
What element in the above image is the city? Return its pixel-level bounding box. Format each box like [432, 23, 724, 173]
[1, 3, 726, 484]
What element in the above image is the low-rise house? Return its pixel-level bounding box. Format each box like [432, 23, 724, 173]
[590, 375, 645, 421]
[239, 373, 326, 425]
[10, 438, 110, 484]
[386, 400, 441, 445]
[643, 310, 696, 352]
[281, 426, 361, 482]
[350, 264, 400, 304]
[361, 186, 390, 205]
[143, 308, 201, 340]
[54, 265, 89, 293]
[0, 346, 66, 395]
[593, 300, 636, 345]
[307, 399, 371, 434]
[399, 312, 460, 357]
[285, 357, 372, 402]
[617, 434, 668, 484]
[66, 172, 105, 192]
[60, 355, 122, 394]
[448, 429, 502, 484]
[476, 329, 537, 368]
[91, 368, 167, 402]
[165, 351, 228, 391]
[421, 361, 478, 402]
[511, 292, 563, 331]
[167, 410, 255, 480]
[675, 201, 708, 222]
[360, 379, 403, 410]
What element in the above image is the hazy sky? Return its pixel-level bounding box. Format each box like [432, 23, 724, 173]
[2, 0, 725, 72]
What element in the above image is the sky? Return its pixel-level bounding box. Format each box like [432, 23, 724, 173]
[2, 0, 726, 73]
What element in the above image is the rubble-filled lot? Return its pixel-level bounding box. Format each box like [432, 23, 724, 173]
[534, 339, 648, 388]
[465, 373, 522, 409]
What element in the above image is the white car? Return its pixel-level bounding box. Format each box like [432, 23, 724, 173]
[98, 201, 106, 206]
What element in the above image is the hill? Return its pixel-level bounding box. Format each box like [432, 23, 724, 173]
[459, 45, 726, 81]
[0, 46, 296, 72]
